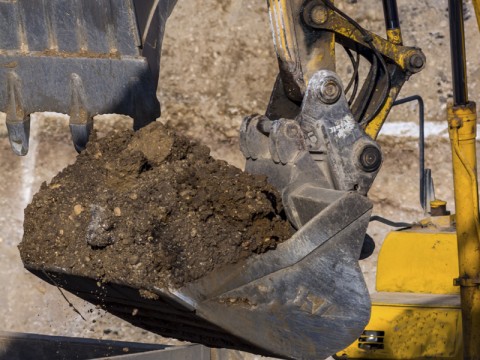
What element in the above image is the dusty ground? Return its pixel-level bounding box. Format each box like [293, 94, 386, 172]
[0, 0, 477, 359]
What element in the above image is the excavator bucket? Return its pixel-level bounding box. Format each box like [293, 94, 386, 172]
[23, 71, 378, 360]
[26, 190, 372, 360]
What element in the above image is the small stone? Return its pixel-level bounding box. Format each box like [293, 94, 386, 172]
[129, 193, 138, 200]
[190, 228, 197, 237]
[241, 240, 251, 249]
[180, 190, 193, 199]
[128, 255, 139, 265]
[132, 308, 139, 316]
[58, 229, 64, 236]
[113, 207, 122, 217]
[73, 204, 84, 216]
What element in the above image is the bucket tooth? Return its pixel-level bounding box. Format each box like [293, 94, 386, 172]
[6, 117, 31, 156]
[5, 72, 30, 156]
[130, 76, 159, 130]
[69, 74, 93, 153]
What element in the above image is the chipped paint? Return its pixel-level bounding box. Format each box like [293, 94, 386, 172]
[329, 115, 356, 139]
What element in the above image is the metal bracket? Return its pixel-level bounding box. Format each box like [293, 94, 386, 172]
[454, 276, 480, 287]
[296, 70, 382, 194]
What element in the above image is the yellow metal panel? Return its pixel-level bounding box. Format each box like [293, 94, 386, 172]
[376, 231, 459, 294]
[338, 303, 462, 359]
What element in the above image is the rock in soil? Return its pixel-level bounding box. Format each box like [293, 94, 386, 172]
[19, 121, 293, 291]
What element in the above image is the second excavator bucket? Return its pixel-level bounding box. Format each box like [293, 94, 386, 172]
[0, 0, 177, 154]
[26, 189, 372, 360]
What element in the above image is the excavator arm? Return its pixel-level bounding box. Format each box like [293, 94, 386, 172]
[266, 0, 425, 138]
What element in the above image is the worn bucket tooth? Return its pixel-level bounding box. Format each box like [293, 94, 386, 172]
[5, 72, 29, 156]
[130, 76, 160, 130]
[6, 117, 31, 156]
[69, 74, 93, 153]
[70, 122, 93, 153]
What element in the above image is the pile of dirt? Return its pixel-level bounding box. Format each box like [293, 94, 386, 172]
[19, 122, 293, 290]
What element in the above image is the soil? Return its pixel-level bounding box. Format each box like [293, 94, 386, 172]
[19, 121, 293, 290]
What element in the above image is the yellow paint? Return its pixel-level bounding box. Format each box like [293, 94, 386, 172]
[364, 90, 397, 139]
[268, 0, 288, 62]
[376, 231, 459, 294]
[431, 199, 447, 208]
[386, 28, 403, 45]
[275, 0, 293, 62]
[473, 0, 480, 34]
[339, 228, 462, 359]
[338, 302, 462, 359]
[325, 13, 415, 71]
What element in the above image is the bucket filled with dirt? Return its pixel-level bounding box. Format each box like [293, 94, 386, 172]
[19, 121, 293, 291]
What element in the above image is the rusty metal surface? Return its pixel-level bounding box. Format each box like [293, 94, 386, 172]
[0, 1, 139, 55]
[0, 54, 158, 123]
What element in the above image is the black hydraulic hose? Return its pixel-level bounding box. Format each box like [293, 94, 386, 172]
[356, 56, 379, 122]
[448, 0, 469, 106]
[343, 46, 360, 105]
[382, 0, 400, 30]
[393, 95, 425, 210]
[344, 47, 359, 94]
[370, 215, 413, 228]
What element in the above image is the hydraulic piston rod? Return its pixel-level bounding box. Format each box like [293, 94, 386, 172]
[448, 1, 480, 359]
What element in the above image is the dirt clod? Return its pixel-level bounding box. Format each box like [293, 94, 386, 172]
[19, 121, 293, 290]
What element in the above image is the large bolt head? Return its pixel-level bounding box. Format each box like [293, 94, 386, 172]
[310, 5, 328, 25]
[359, 145, 382, 172]
[408, 53, 426, 72]
[319, 77, 341, 104]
